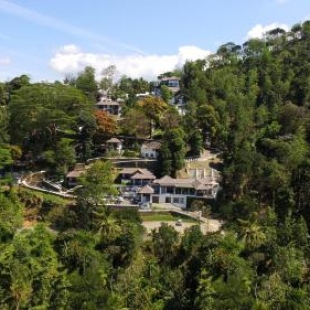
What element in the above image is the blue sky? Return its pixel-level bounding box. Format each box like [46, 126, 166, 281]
[0, 0, 309, 82]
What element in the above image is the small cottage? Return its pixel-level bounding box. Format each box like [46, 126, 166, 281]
[65, 163, 86, 187]
[140, 141, 161, 158]
[106, 138, 123, 154]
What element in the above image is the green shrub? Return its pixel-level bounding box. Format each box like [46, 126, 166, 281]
[123, 149, 139, 157]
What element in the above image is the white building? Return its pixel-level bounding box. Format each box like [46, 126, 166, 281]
[140, 141, 161, 159]
[138, 174, 219, 208]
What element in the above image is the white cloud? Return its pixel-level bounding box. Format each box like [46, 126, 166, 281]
[246, 22, 290, 40]
[58, 44, 80, 54]
[50, 45, 211, 80]
[0, 57, 10, 65]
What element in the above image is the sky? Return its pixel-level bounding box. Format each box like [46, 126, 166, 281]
[0, 0, 309, 82]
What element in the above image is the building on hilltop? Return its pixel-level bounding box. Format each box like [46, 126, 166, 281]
[95, 98, 121, 116]
[158, 76, 180, 94]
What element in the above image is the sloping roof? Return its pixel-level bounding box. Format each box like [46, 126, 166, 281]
[174, 179, 195, 188]
[131, 171, 156, 180]
[106, 138, 121, 144]
[73, 163, 85, 171]
[66, 169, 85, 178]
[195, 178, 218, 190]
[141, 141, 161, 150]
[153, 175, 175, 186]
[153, 175, 218, 189]
[138, 185, 154, 194]
[120, 168, 152, 175]
[120, 168, 141, 175]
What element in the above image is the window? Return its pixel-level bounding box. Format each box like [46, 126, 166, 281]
[153, 186, 160, 194]
[189, 189, 195, 195]
[182, 188, 190, 195]
[173, 197, 184, 204]
[175, 188, 182, 194]
[168, 81, 179, 88]
[167, 187, 174, 194]
[161, 186, 174, 194]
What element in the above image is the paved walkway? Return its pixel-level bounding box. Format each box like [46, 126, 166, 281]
[142, 219, 222, 235]
[147, 203, 223, 234]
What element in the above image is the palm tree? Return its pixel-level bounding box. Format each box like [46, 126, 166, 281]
[94, 209, 121, 244]
[238, 212, 266, 250]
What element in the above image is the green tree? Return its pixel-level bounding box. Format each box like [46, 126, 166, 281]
[0, 224, 67, 309]
[158, 128, 186, 177]
[137, 96, 168, 138]
[237, 212, 266, 251]
[188, 129, 203, 156]
[194, 269, 215, 310]
[100, 65, 117, 95]
[120, 108, 150, 138]
[151, 223, 179, 265]
[54, 230, 111, 309]
[75, 66, 98, 101]
[75, 160, 117, 229]
[0, 191, 23, 242]
[160, 85, 172, 103]
[95, 208, 122, 245]
[9, 83, 91, 156]
[43, 137, 76, 178]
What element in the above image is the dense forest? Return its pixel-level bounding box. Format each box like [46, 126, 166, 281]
[1, 20, 310, 309]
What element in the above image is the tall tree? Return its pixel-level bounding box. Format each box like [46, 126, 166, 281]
[75, 66, 98, 101]
[9, 83, 91, 157]
[99, 65, 117, 95]
[43, 138, 76, 178]
[75, 160, 117, 230]
[158, 128, 186, 177]
[137, 96, 168, 138]
[94, 110, 118, 143]
[0, 225, 67, 309]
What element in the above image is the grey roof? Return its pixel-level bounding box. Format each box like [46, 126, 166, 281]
[66, 169, 85, 178]
[131, 171, 156, 180]
[106, 138, 121, 143]
[120, 168, 150, 175]
[73, 163, 85, 171]
[153, 175, 218, 190]
[141, 141, 161, 150]
[153, 175, 175, 186]
[138, 185, 154, 194]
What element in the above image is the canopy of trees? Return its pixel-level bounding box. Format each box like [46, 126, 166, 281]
[2, 20, 310, 309]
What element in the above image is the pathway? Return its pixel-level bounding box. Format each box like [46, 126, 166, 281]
[148, 203, 224, 234]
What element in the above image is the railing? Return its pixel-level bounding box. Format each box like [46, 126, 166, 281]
[21, 171, 76, 199]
